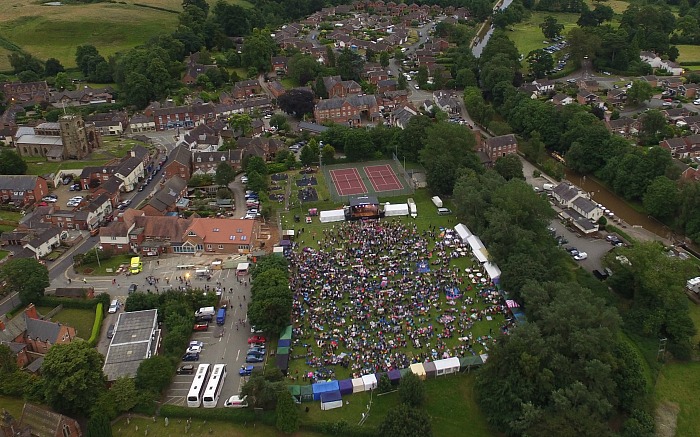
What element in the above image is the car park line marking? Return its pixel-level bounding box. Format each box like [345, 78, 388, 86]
[236, 349, 240, 361]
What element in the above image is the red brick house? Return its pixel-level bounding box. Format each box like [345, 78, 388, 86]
[314, 95, 380, 126]
[151, 102, 216, 131]
[322, 76, 362, 98]
[481, 134, 518, 164]
[3, 81, 50, 104]
[141, 176, 188, 216]
[162, 145, 192, 181]
[183, 218, 257, 254]
[0, 175, 48, 206]
[232, 79, 262, 99]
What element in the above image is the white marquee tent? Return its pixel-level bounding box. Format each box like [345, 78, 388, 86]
[319, 209, 346, 223]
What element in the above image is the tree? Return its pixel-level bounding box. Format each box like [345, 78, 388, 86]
[215, 162, 236, 186]
[299, 144, 316, 166]
[8, 52, 42, 75]
[276, 391, 300, 433]
[527, 49, 554, 79]
[287, 54, 321, 86]
[278, 89, 315, 117]
[0, 149, 27, 175]
[248, 285, 292, 334]
[228, 113, 253, 137]
[44, 58, 64, 77]
[42, 341, 106, 415]
[493, 155, 524, 180]
[135, 355, 174, 394]
[75, 45, 100, 76]
[86, 414, 113, 437]
[643, 176, 677, 219]
[626, 80, 653, 106]
[245, 156, 268, 176]
[241, 29, 276, 72]
[326, 45, 336, 68]
[54, 72, 71, 91]
[241, 375, 287, 409]
[420, 122, 480, 195]
[0, 258, 48, 304]
[269, 114, 290, 132]
[18, 70, 40, 83]
[397, 72, 408, 90]
[638, 110, 666, 144]
[378, 404, 432, 437]
[398, 372, 426, 407]
[251, 254, 288, 279]
[105, 377, 139, 414]
[314, 76, 328, 99]
[336, 48, 364, 81]
[416, 65, 429, 88]
[321, 144, 336, 165]
[380, 51, 390, 68]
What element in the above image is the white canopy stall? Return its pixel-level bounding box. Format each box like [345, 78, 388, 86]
[454, 223, 472, 243]
[434, 357, 461, 376]
[351, 377, 365, 393]
[319, 209, 346, 223]
[361, 374, 377, 391]
[484, 262, 502, 283]
[384, 203, 409, 217]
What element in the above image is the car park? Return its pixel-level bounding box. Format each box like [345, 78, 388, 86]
[182, 352, 200, 361]
[176, 364, 195, 375]
[239, 365, 254, 376]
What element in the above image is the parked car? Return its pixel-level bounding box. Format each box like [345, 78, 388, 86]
[177, 364, 195, 375]
[437, 207, 452, 215]
[128, 283, 137, 294]
[186, 345, 202, 354]
[42, 196, 57, 203]
[239, 365, 254, 376]
[245, 354, 264, 363]
[193, 323, 209, 331]
[107, 324, 115, 339]
[224, 395, 249, 408]
[189, 340, 204, 349]
[246, 349, 265, 357]
[248, 335, 266, 344]
[182, 352, 200, 362]
[241, 176, 249, 184]
[574, 252, 588, 261]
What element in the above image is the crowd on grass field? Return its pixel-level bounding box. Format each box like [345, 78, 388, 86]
[288, 219, 517, 381]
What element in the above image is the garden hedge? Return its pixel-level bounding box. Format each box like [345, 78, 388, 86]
[158, 404, 274, 425]
[38, 295, 101, 310]
[87, 303, 104, 347]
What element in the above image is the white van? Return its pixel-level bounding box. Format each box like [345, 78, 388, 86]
[195, 268, 210, 277]
[108, 300, 119, 314]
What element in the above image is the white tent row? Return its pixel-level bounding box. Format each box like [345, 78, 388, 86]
[467, 235, 485, 251]
[434, 357, 460, 376]
[351, 378, 365, 393]
[384, 203, 409, 217]
[474, 247, 489, 263]
[319, 209, 346, 223]
[362, 374, 377, 391]
[454, 223, 472, 243]
[484, 262, 501, 282]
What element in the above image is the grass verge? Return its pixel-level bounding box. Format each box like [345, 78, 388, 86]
[655, 361, 700, 437]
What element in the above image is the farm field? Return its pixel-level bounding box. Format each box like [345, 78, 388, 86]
[0, 1, 177, 69]
[677, 44, 700, 64]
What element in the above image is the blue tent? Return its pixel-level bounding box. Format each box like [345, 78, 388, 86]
[387, 369, 401, 384]
[338, 379, 353, 395]
[312, 380, 340, 401]
[320, 391, 343, 410]
[278, 339, 291, 347]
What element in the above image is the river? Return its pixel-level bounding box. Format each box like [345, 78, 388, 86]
[471, 0, 515, 57]
[563, 169, 672, 238]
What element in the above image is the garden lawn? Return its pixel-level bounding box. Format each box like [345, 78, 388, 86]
[0, 210, 22, 223]
[25, 157, 111, 177]
[0, 396, 25, 418]
[112, 416, 322, 437]
[35, 306, 95, 340]
[677, 45, 700, 64]
[510, 12, 583, 57]
[0, 250, 9, 262]
[101, 136, 154, 159]
[655, 361, 700, 437]
[0, 1, 177, 68]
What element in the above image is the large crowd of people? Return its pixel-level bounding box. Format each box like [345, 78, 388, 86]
[289, 219, 516, 381]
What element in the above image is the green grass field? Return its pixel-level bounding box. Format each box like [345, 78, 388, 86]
[35, 306, 95, 339]
[0, 395, 26, 419]
[677, 45, 700, 64]
[585, 0, 629, 14]
[122, 0, 254, 10]
[25, 157, 112, 177]
[112, 416, 322, 437]
[510, 12, 581, 57]
[655, 361, 700, 437]
[0, 1, 177, 70]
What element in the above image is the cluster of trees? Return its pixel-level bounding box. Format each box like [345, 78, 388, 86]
[377, 373, 432, 437]
[0, 149, 27, 175]
[247, 254, 292, 334]
[0, 258, 49, 305]
[8, 52, 64, 83]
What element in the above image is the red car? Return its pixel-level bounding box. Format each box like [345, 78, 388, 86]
[248, 335, 266, 344]
[193, 323, 209, 331]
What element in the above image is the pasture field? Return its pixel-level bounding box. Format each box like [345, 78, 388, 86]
[122, 0, 254, 10]
[585, 0, 629, 13]
[677, 44, 700, 64]
[0, 1, 177, 69]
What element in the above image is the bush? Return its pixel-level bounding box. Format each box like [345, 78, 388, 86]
[87, 303, 104, 347]
[159, 404, 264, 422]
[300, 421, 376, 437]
[267, 163, 287, 174]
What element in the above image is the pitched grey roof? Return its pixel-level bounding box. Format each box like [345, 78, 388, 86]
[0, 175, 39, 191]
[25, 316, 61, 342]
[169, 144, 192, 166]
[572, 196, 598, 214]
[147, 176, 187, 212]
[486, 134, 517, 148]
[25, 228, 60, 250]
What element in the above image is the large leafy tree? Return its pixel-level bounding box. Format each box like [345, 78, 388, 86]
[135, 355, 174, 394]
[398, 372, 425, 407]
[493, 155, 524, 181]
[42, 341, 106, 415]
[248, 285, 292, 334]
[0, 149, 27, 175]
[215, 162, 236, 187]
[228, 113, 253, 137]
[241, 29, 276, 72]
[336, 48, 364, 81]
[275, 390, 300, 433]
[287, 54, 321, 86]
[419, 122, 480, 195]
[278, 89, 314, 117]
[378, 404, 432, 437]
[540, 16, 564, 39]
[626, 80, 653, 106]
[643, 176, 678, 219]
[0, 258, 48, 304]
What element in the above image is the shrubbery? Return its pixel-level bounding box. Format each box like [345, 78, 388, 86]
[87, 302, 103, 347]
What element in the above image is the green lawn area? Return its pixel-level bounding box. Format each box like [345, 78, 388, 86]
[281, 78, 298, 89]
[510, 12, 581, 57]
[101, 136, 154, 159]
[0, 2, 177, 69]
[655, 361, 700, 437]
[25, 157, 112, 177]
[677, 45, 700, 63]
[0, 210, 23, 223]
[112, 416, 322, 437]
[0, 224, 16, 233]
[0, 395, 26, 418]
[0, 250, 10, 262]
[35, 306, 95, 339]
[585, 0, 629, 13]
[0, 47, 13, 72]
[76, 254, 133, 276]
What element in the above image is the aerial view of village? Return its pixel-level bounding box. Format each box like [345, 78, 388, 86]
[2, 0, 700, 435]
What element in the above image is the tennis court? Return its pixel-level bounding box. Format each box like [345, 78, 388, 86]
[364, 164, 404, 192]
[329, 168, 368, 196]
